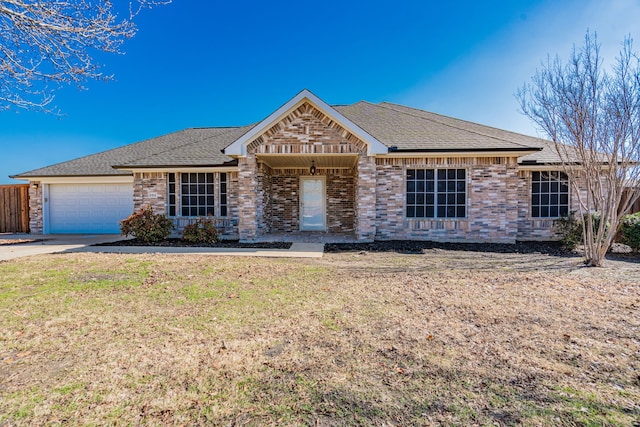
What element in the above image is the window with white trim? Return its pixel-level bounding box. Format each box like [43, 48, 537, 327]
[167, 172, 228, 217]
[219, 173, 228, 217]
[406, 169, 466, 218]
[168, 173, 177, 216]
[531, 171, 569, 218]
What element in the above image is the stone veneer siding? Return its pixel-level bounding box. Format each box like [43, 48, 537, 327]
[374, 157, 521, 243]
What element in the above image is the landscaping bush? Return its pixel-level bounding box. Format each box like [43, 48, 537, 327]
[120, 207, 173, 243]
[619, 212, 640, 252]
[555, 212, 582, 250]
[182, 217, 219, 244]
[555, 211, 609, 250]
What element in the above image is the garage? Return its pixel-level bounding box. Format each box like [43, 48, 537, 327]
[48, 183, 134, 233]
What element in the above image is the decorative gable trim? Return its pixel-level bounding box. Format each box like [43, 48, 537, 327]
[223, 89, 388, 157]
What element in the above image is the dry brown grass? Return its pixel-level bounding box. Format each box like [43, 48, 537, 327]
[0, 239, 37, 245]
[0, 249, 639, 426]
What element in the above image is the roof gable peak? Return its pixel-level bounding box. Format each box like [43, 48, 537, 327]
[223, 89, 387, 156]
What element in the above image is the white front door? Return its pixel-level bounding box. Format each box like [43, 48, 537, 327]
[300, 177, 325, 231]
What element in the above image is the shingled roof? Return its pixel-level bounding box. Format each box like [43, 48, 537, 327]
[335, 102, 541, 152]
[12, 127, 248, 178]
[12, 99, 564, 179]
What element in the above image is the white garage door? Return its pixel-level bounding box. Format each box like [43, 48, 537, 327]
[49, 183, 134, 233]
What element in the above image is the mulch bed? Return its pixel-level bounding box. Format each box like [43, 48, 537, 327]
[95, 238, 292, 249]
[95, 238, 640, 260]
[326, 240, 640, 262]
[98, 239, 568, 255]
[325, 240, 570, 255]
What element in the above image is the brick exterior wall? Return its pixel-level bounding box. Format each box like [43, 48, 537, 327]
[226, 171, 240, 236]
[327, 171, 356, 234]
[28, 183, 42, 234]
[516, 170, 554, 240]
[355, 156, 377, 241]
[238, 156, 259, 241]
[515, 170, 587, 240]
[255, 169, 356, 235]
[246, 103, 368, 155]
[122, 101, 584, 243]
[269, 173, 298, 233]
[236, 101, 366, 241]
[166, 171, 239, 239]
[256, 163, 273, 234]
[229, 100, 573, 243]
[133, 172, 167, 215]
[374, 157, 521, 243]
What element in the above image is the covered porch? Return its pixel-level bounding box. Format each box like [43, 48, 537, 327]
[240, 153, 371, 243]
[221, 90, 386, 243]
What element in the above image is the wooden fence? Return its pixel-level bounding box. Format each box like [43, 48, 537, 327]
[0, 184, 30, 233]
[622, 188, 640, 215]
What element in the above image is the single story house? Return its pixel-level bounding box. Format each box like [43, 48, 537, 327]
[12, 89, 578, 243]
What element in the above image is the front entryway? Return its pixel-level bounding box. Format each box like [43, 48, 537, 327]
[300, 177, 325, 231]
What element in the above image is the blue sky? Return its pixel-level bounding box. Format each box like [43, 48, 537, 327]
[1, 0, 639, 183]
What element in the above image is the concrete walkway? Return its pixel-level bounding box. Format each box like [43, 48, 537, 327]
[0, 234, 325, 261]
[74, 242, 324, 258]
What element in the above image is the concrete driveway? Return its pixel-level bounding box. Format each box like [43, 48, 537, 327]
[0, 234, 123, 261]
[0, 234, 324, 260]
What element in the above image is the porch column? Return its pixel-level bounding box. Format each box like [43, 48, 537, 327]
[356, 155, 377, 241]
[237, 155, 259, 241]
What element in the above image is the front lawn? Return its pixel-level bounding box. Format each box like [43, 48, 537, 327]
[0, 250, 638, 425]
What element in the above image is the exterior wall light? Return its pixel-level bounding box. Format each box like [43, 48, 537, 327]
[310, 160, 316, 176]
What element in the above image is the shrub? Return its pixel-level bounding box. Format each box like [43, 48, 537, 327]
[120, 207, 173, 243]
[555, 211, 609, 251]
[182, 217, 219, 244]
[555, 212, 582, 250]
[619, 212, 640, 252]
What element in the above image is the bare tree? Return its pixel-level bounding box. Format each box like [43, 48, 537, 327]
[518, 31, 640, 267]
[0, 0, 170, 111]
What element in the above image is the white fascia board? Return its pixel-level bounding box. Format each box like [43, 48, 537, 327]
[378, 150, 539, 158]
[517, 164, 586, 171]
[25, 175, 134, 184]
[224, 89, 388, 157]
[115, 166, 239, 174]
